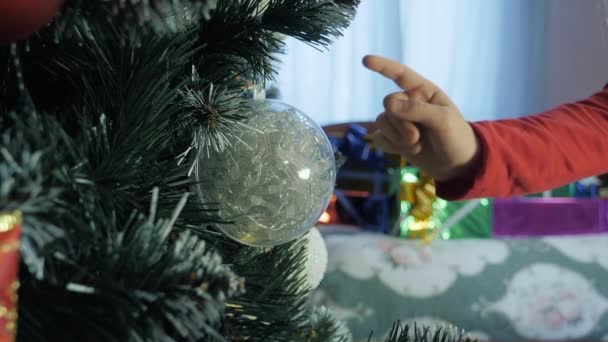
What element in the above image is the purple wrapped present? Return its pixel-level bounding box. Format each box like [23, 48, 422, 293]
[493, 198, 608, 237]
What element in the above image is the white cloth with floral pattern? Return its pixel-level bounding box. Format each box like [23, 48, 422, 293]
[313, 231, 608, 341]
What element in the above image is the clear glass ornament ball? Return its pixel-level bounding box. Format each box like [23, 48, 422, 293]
[195, 100, 336, 247]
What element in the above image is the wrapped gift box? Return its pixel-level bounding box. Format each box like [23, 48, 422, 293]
[0, 211, 21, 342]
[493, 198, 608, 237]
[440, 199, 492, 239]
[318, 124, 401, 233]
[318, 189, 397, 233]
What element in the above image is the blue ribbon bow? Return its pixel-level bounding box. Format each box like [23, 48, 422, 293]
[327, 124, 392, 232]
[330, 124, 385, 171]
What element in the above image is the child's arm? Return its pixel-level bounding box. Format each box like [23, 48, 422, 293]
[437, 87, 608, 199]
[363, 55, 608, 200]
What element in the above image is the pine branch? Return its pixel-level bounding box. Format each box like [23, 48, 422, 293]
[376, 323, 476, 342]
[182, 0, 363, 160]
[52, 0, 197, 40]
[0, 103, 235, 341]
[6, 21, 225, 221]
[18, 190, 243, 342]
[308, 306, 352, 342]
[177, 78, 250, 157]
[223, 239, 312, 341]
[195, 0, 283, 82]
[0, 112, 66, 278]
[178, 230, 313, 342]
[195, 0, 361, 82]
[0, 108, 241, 341]
[176, 230, 350, 342]
[264, 0, 361, 47]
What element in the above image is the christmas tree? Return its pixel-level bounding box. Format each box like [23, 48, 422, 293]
[0, 1, 476, 341]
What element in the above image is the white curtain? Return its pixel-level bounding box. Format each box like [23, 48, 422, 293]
[275, 0, 608, 126]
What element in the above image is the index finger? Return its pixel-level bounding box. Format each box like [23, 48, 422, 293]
[362, 55, 432, 92]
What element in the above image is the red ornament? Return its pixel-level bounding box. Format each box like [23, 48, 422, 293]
[0, 0, 64, 45]
[0, 211, 21, 342]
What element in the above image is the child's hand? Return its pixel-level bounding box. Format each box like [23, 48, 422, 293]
[363, 55, 480, 182]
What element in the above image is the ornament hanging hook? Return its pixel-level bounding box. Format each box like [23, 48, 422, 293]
[252, 69, 267, 101]
[252, 83, 266, 101]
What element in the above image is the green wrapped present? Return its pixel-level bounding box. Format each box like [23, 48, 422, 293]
[394, 197, 492, 240]
[436, 199, 492, 239]
[389, 164, 492, 240]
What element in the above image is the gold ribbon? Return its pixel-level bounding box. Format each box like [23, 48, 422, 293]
[398, 159, 438, 242]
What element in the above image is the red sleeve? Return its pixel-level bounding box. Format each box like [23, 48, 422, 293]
[437, 84, 608, 200]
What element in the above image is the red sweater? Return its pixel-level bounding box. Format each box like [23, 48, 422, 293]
[436, 84, 608, 200]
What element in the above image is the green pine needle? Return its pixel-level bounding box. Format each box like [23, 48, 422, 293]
[308, 306, 352, 342]
[178, 81, 250, 159]
[377, 322, 477, 342]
